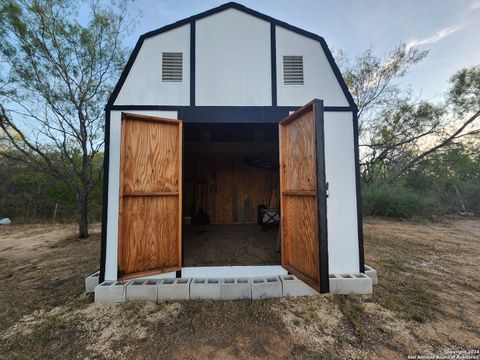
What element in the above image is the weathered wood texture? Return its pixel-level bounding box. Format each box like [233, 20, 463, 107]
[183, 144, 279, 224]
[118, 113, 182, 279]
[279, 102, 321, 291]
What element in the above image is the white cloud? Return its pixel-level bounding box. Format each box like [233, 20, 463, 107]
[470, 0, 480, 11]
[406, 24, 462, 50]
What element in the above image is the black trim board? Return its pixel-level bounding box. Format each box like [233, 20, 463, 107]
[99, 111, 111, 283]
[106, 105, 354, 124]
[313, 99, 329, 293]
[190, 21, 195, 106]
[105, 2, 357, 112]
[270, 23, 277, 106]
[181, 120, 185, 270]
[353, 111, 365, 272]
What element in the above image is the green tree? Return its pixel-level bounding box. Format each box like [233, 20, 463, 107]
[392, 66, 480, 179]
[0, 0, 133, 238]
[339, 44, 480, 182]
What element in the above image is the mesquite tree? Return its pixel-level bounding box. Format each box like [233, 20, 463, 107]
[0, 0, 132, 238]
[339, 44, 480, 182]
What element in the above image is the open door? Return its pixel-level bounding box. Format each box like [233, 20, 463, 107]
[118, 113, 183, 280]
[279, 100, 329, 293]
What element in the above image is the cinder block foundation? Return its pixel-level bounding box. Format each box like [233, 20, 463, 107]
[329, 273, 372, 294]
[126, 279, 158, 301]
[280, 275, 319, 297]
[157, 278, 191, 301]
[251, 277, 282, 299]
[94, 281, 128, 303]
[220, 278, 252, 300]
[85, 271, 99, 293]
[364, 265, 378, 285]
[190, 278, 221, 300]
[89, 268, 378, 303]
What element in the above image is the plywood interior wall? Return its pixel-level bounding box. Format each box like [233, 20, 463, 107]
[184, 148, 279, 224]
[183, 124, 279, 224]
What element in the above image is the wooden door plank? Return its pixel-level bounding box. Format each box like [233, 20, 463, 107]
[279, 100, 327, 293]
[123, 192, 179, 197]
[122, 119, 179, 194]
[281, 190, 316, 196]
[122, 196, 179, 274]
[118, 113, 183, 279]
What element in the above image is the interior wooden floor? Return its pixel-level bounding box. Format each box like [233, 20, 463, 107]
[183, 224, 280, 267]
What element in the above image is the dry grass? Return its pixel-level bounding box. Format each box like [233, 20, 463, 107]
[0, 217, 479, 359]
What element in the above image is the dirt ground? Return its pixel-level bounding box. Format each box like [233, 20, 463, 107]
[0, 217, 479, 359]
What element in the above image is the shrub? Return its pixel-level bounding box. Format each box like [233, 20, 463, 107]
[362, 182, 422, 218]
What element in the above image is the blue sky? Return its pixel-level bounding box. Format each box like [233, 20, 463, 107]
[126, 0, 479, 103]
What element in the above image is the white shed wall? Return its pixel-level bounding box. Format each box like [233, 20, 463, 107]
[275, 26, 349, 107]
[104, 110, 179, 281]
[114, 25, 190, 106]
[195, 8, 272, 106]
[324, 111, 360, 273]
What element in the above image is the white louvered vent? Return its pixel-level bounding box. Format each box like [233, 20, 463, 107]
[283, 56, 304, 85]
[162, 52, 183, 82]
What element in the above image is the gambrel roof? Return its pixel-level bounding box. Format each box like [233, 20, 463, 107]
[106, 2, 357, 111]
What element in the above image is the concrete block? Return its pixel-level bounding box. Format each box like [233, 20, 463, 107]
[157, 278, 191, 301]
[329, 274, 342, 293]
[94, 280, 128, 303]
[220, 278, 252, 300]
[329, 273, 372, 294]
[280, 275, 319, 297]
[251, 277, 282, 299]
[189, 278, 221, 300]
[85, 271, 99, 293]
[126, 279, 158, 301]
[364, 265, 378, 285]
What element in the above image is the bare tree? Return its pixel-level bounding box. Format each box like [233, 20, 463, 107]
[392, 66, 480, 179]
[339, 44, 480, 182]
[0, 0, 134, 238]
[338, 44, 428, 131]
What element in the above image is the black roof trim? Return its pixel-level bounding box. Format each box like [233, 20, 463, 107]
[106, 2, 358, 112]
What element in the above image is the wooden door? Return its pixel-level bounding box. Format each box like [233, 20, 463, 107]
[118, 113, 183, 280]
[279, 100, 329, 293]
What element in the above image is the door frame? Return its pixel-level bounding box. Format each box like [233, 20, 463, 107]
[117, 112, 183, 280]
[279, 99, 329, 293]
[313, 100, 329, 294]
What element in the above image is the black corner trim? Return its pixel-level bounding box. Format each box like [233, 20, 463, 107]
[105, 2, 357, 111]
[353, 111, 365, 272]
[99, 111, 111, 283]
[318, 38, 358, 112]
[270, 23, 277, 107]
[106, 36, 145, 108]
[190, 21, 196, 106]
[314, 99, 330, 293]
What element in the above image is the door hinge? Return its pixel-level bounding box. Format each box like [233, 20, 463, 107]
[326, 182, 330, 198]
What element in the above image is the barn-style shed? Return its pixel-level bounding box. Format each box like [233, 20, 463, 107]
[99, 2, 365, 294]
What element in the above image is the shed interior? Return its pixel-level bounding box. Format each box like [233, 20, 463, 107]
[183, 123, 280, 266]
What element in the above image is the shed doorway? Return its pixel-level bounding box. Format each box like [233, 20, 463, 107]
[183, 123, 281, 267]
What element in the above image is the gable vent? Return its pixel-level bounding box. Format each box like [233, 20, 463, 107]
[283, 56, 304, 85]
[162, 52, 183, 82]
